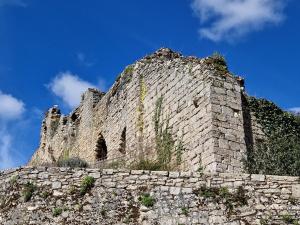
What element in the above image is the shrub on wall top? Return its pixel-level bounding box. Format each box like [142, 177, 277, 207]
[57, 157, 89, 168]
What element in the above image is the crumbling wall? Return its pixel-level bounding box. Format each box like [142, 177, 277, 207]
[29, 48, 252, 173]
[1, 167, 300, 225]
[30, 89, 106, 165]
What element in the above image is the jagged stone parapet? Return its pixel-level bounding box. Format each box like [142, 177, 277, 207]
[29, 88, 106, 166]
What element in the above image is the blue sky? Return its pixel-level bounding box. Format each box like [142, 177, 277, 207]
[0, 0, 299, 169]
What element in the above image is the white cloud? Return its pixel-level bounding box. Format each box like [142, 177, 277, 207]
[0, 91, 25, 121]
[49, 72, 96, 108]
[0, 91, 25, 169]
[97, 78, 110, 92]
[0, 128, 14, 169]
[0, 0, 27, 7]
[191, 0, 286, 42]
[77, 52, 95, 67]
[289, 107, 300, 113]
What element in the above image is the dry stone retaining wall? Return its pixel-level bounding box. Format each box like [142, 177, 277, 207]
[1, 167, 300, 225]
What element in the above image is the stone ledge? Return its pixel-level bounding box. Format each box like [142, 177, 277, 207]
[1, 166, 300, 182]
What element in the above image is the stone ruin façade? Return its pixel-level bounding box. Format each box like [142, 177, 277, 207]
[4, 48, 299, 225]
[29, 48, 265, 173]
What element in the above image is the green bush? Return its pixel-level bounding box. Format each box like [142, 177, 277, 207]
[197, 186, 248, 214]
[131, 159, 163, 171]
[244, 97, 300, 176]
[181, 207, 189, 216]
[79, 176, 95, 196]
[123, 65, 134, 76]
[219, 187, 230, 198]
[57, 157, 88, 168]
[260, 218, 270, 225]
[295, 113, 300, 124]
[41, 191, 51, 199]
[100, 207, 107, 218]
[205, 52, 229, 74]
[211, 52, 226, 64]
[198, 186, 219, 199]
[138, 193, 155, 207]
[104, 160, 126, 169]
[22, 182, 36, 202]
[281, 214, 299, 224]
[69, 185, 77, 195]
[52, 207, 63, 217]
[10, 175, 19, 186]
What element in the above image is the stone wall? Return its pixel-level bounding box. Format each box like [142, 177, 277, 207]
[29, 48, 254, 173]
[208, 70, 247, 173]
[241, 95, 266, 156]
[1, 167, 300, 225]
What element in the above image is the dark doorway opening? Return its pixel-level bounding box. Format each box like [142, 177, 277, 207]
[95, 133, 107, 160]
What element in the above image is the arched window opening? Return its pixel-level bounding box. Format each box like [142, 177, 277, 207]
[95, 133, 107, 161]
[119, 127, 126, 154]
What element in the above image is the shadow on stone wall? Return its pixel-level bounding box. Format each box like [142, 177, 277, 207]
[241, 94, 254, 162]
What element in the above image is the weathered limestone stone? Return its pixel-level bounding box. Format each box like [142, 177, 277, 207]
[251, 174, 265, 182]
[89, 172, 101, 179]
[27, 206, 39, 211]
[292, 184, 300, 198]
[169, 172, 180, 178]
[170, 187, 181, 195]
[52, 181, 61, 189]
[53, 190, 63, 196]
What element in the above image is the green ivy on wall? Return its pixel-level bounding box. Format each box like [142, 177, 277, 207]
[153, 97, 174, 170]
[153, 96, 186, 170]
[244, 96, 300, 176]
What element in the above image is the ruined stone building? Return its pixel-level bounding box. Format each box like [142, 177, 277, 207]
[29, 48, 265, 173]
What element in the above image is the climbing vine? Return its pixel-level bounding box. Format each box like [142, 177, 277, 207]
[137, 74, 147, 133]
[244, 96, 300, 176]
[133, 96, 186, 170]
[175, 138, 184, 166]
[153, 97, 174, 169]
[136, 73, 147, 160]
[153, 96, 186, 170]
[58, 149, 70, 161]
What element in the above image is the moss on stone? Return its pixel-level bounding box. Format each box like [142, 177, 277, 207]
[21, 182, 36, 202]
[205, 52, 229, 75]
[244, 96, 300, 176]
[52, 207, 63, 217]
[79, 176, 95, 196]
[138, 193, 155, 207]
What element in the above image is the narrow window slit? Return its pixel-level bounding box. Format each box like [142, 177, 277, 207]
[119, 127, 126, 154]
